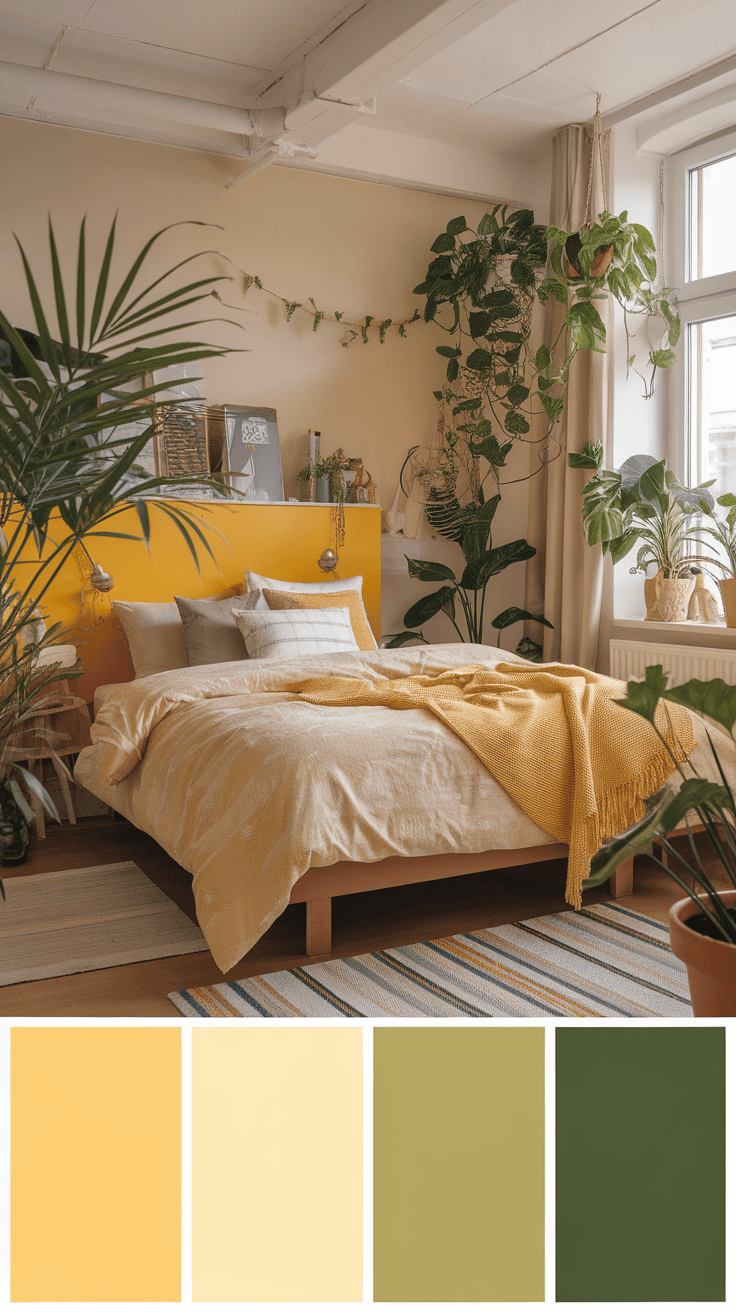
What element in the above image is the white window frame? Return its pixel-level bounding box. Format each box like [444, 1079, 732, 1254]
[668, 129, 736, 486]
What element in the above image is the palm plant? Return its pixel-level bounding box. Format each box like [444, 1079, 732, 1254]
[0, 216, 240, 882]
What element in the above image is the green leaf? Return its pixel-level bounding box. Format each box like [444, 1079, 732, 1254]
[461, 495, 501, 564]
[460, 539, 536, 589]
[405, 557, 457, 583]
[506, 382, 529, 406]
[383, 631, 426, 648]
[584, 788, 672, 889]
[403, 586, 456, 628]
[490, 606, 553, 632]
[446, 216, 468, 236]
[659, 777, 734, 832]
[614, 664, 670, 726]
[465, 347, 495, 372]
[468, 436, 508, 468]
[651, 348, 676, 369]
[436, 345, 462, 358]
[568, 442, 603, 470]
[430, 232, 456, 253]
[663, 677, 736, 735]
[504, 411, 530, 434]
[534, 344, 551, 370]
[447, 357, 459, 383]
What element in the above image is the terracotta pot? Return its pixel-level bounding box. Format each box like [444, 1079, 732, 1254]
[654, 574, 695, 622]
[668, 890, 736, 1016]
[718, 576, 736, 627]
[564, 232, 614, 279]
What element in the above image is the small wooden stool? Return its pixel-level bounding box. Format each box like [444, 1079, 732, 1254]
[8, 670, 92, 837]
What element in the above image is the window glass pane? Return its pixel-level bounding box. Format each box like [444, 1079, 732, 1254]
[689, 314, 736, 497]
[690, 154, 736, 280]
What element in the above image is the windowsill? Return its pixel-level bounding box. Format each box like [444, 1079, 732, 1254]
[612, 617, 733, 638]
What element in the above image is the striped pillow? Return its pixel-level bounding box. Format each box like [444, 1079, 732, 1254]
[233, 607, 359, 661]
[261, 587, 377, 651]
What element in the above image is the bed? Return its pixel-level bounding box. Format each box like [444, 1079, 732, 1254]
[73, 640, 726, 975]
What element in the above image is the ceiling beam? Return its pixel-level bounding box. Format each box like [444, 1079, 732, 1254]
[252, 0, 516, 148]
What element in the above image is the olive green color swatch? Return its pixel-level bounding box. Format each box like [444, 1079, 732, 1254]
[556, 1026, 726, 1302]
[373, 1026, 545, 1303]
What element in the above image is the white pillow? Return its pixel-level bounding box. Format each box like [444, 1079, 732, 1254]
[244, 571, 363, 596]
[233, 607, 359, 661]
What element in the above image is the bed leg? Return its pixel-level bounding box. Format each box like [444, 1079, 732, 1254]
[306, 897, 332, 956]
[609, 856, 634, 899]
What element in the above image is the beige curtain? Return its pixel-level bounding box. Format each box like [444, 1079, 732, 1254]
[525, 124, 611, 670]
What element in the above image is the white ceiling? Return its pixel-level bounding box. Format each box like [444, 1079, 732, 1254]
[1, 0, 735, 176]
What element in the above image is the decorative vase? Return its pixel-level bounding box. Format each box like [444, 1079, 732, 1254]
[718, 577, 736, 627]
[669, 890, 736, 1016]
[0, 782, 29, 867]
[644, 572, 662, 620]
[316, 477, 331, 503]
[654, 575, 695, 622]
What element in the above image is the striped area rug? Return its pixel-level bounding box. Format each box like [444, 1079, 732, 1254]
[168, 902, 692, 1018]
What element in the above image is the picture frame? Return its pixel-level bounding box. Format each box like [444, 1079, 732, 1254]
[219, 404, 284, 502]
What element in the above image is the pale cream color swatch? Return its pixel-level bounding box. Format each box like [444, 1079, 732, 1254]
[192, 1026, 363, 1302]
[11, 1027, 181, 1302]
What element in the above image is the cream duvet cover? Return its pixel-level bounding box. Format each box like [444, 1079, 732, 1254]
[74, 644, 734, 973]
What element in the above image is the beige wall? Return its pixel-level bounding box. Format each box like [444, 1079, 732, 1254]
[1, 115, 532, 644]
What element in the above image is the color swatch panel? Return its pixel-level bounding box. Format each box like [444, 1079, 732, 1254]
[192, 1026, 363, 1302]
[556, 1026, 726, 1302]
[373, 1026, 545, 1303]
[10, 1026, 181, 1302]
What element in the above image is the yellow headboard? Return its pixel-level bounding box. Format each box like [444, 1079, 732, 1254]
[13, 501, 381, 704]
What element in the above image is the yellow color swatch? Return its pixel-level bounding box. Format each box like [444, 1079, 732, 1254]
[192, 1026, 362, 1302]
[11, 1027, 181, 1302]
[374, 1026, 545, 1302]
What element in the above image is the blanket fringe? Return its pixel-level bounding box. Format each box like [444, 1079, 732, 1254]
[566, 744, 688, 909]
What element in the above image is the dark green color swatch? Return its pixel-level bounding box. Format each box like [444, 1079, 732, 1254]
[556, 1027, 725, 1302]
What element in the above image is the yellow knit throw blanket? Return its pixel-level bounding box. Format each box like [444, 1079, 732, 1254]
[292, 662, 695, 908]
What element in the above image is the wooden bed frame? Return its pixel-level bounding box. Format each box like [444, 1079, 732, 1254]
[288, 843, 635, 956]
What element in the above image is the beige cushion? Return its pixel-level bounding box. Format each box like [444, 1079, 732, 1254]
[112, 600, 188, 679]
[244, 570, 363, 596]
[262, 587, 377, 651]
[233, 607, 359, 661]
[175, 592, 266, 665]
[112, 587, 244, 678]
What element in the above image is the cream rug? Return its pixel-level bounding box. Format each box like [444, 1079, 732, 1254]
[0, 861, 208, 986]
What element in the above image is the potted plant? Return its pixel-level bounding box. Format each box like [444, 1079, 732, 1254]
[570, 446, 715, 620]
[686, 492, 736, 626]
[0, 216, 238, 883]
[384, 492, 552, 652]
[584, 665, 736, 1015]
[543, 210, 680, 400]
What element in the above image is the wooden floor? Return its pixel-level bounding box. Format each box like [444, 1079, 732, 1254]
[0, 814, 693, 1017]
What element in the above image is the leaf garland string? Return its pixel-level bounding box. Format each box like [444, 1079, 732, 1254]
[232, 273, 421, 346]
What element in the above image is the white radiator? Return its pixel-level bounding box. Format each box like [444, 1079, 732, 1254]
[610, 638, 736, 686]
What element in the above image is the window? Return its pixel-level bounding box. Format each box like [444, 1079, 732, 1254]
[669, 133, 736, 493]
